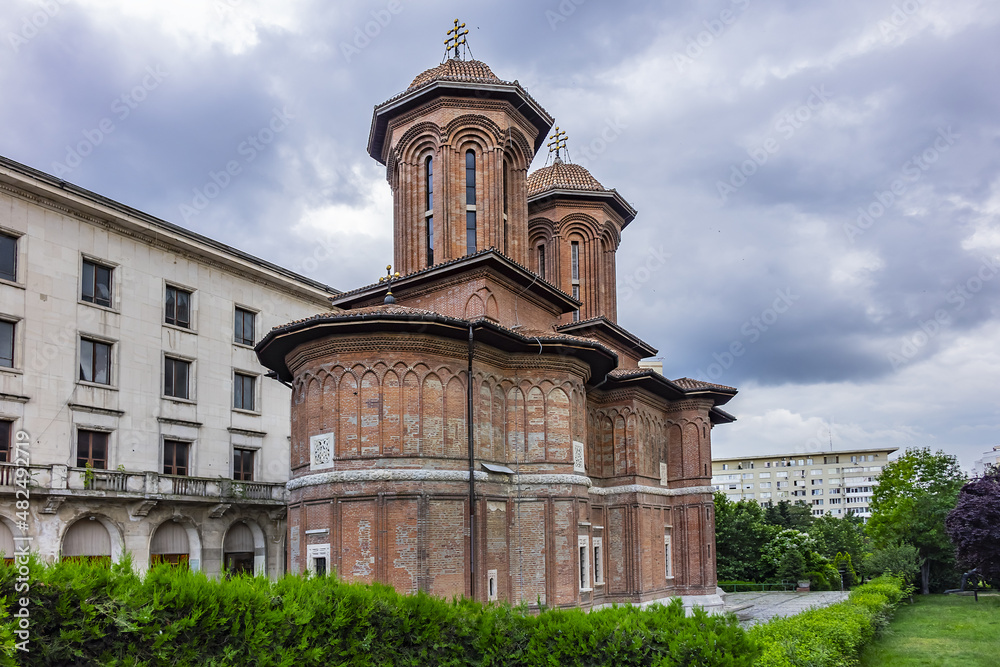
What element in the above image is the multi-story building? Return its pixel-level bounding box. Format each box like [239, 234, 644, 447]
[711, 448, 898, 519]
[254, 37, 737, 611]
[0, 155, 337, 575]
[971, 445, 999, 477]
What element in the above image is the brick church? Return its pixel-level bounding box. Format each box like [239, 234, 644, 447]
[255, 29, 737, 610]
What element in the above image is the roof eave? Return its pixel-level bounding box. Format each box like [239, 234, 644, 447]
[368, 80, 555, 163]
[527, 187, 637, 226]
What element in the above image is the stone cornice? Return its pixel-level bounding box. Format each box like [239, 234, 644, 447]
[588, 484, 714, 497]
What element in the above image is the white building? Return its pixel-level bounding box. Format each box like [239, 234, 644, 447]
[971, 445, 1000, 477]
[0, 155, 337, 575]
[711, 447, 898, 519]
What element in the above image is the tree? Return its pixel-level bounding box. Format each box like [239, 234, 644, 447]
[763, 500, 813, 531]
[808, 513, 866, 565]
[945, 466, 1000, 587]
[713, 493, 778, 581]
[861, 542, 921, 584]
[867, 447, 965, 594]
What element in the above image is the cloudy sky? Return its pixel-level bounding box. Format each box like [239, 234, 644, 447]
[2, 0, 998, 470]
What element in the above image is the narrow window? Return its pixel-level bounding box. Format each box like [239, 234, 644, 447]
[165, 286, 191, 328]
[538, 245, 545, 279]
[425, 156, 434, 266]
[234, 307, 255, 346]
[0, 420, 12, 463]
[664, 532, 673, 578]
[315, 557, 327, 576]
[0, 233, 17, 282]
[77, 429, 108, 469]
[571, 241, 580, 321]
[164, 357, 191, 399]
[163, 440, 189, 475]
[593, 537, 604, 585]
[82, 259, 113, 307]
[580, 545, 587, 588]
[0, 320, 14, 368]
[80, 338, 112, 385]
[578, 535, 590, 590]
[465, 150, 477, 255]
[502, 160, 509, 254]
[234, 372, 256, 411]
[233, 448, 254, 481]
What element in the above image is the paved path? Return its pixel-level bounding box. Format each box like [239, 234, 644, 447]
[724, 591, 849, 625]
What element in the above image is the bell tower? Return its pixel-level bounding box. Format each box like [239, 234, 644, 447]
[367, 22, 554, 275]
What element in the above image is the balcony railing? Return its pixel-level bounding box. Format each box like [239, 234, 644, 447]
[0, 463, 286, 503]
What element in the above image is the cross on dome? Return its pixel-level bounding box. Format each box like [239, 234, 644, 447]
[547, 126, 568, 163]
[443, 19, 469, 60]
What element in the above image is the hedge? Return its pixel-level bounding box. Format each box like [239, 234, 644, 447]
[2, 556, 758, 667]
[749, 575, 911, 667]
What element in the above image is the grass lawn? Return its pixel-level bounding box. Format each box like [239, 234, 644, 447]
[859, 594, 1000, 666]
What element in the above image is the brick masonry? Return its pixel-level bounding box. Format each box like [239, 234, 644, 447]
[262, 55, 735, 611]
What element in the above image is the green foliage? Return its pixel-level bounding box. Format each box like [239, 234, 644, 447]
[714, 493, 780, 581]
[777, 549, 807, 583]
[809, 514, 866, 566]
[0, 557, 760, 666]
[867, 447, 965, 594]
[861, 543, 921, 584]
[833, 552, 858, 588]
[750, 575, 911, 667]
[763, 501, 814, 531]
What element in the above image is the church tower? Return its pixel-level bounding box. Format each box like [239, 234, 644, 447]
[367, 22, 554, 274]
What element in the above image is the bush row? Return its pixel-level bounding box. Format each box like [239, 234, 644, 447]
[749, 575, 910, 667]
[1, 557, 758, 667]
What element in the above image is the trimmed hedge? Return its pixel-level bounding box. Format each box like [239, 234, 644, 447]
[2, 557, 758, 667]
[749, 575, 910, 667]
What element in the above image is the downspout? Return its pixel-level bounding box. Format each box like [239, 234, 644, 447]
[467, 323, 477, 600]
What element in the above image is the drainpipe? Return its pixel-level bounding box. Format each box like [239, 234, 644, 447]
[467, 323, 477, 600]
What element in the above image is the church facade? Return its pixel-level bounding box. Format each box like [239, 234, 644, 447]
[255, 46, 736, 610]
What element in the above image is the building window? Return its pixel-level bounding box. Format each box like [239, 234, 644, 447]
[425, 156, 434, 267]
[593, 536, 604, 585]
[163, 440, 189, 476]
[664, 532, 673, 578]
[0, 320, 13, 368]
[81, 258, 113, 308]
[80, 338, 112, 385]
[164, 357, 191, 399]
[234, 372, 256, 411]
[538, 245, 546, 280]
[0, 233, 17, 282]
[502, 160, 510, 254]
[465, 150, 476, 255]
[233, 448, 254, 481]
[77, 429, 108, 469]
[165, 286, 192, 328]
[0, 420, 11, 463]
[234, 307, 255, 346]
[571, 241, 580, 321]
[578, 535, 590, 590]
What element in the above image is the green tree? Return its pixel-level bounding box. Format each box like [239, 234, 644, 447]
[809, 513, 866, 565]
[867, 447, 965, 594]
[713, 492, 778, 581]
[777, 547, 806, 583]
[763, 500, 813, 530]
[861, 542, 921, 584]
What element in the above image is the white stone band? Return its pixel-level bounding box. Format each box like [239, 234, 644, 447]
[588, 484, 715, 497]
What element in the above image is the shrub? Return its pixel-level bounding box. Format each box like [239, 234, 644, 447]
[749, 575, 910, 667]
[1, 557, 759, 666]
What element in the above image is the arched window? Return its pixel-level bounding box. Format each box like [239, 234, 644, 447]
[62, 518, 111, 563]
[150, 521, 190, 567]
[537, 244, 546, 280]
[465, 150, 477, 255]
[425, 156, 434, 267]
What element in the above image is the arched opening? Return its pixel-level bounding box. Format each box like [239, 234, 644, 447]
[62, 517, 113, 563]
[502, 158, 510, 254]
[0, 519, 15, 564]
[224, 521, 265, 576]
[150, 521, 190, 567]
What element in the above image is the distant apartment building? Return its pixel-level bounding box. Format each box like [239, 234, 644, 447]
[0, 155, 338, 574]
[711, 447, 898, 519]
[972, 445, 1000, 477]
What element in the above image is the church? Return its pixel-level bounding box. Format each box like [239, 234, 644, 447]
[255, 27, 737, 610]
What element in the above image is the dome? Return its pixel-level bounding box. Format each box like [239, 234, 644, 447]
[527, 160, 606, 196]
[408, 58, 501, 90]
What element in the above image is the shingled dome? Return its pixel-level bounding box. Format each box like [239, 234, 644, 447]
[527, 160, 606, 196]
[408, 58, 501, 90]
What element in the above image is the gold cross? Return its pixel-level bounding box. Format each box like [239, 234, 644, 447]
[377, 264, 400, 283]
[547, 126, 568, 158]
[444, 19, 468, 59]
